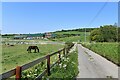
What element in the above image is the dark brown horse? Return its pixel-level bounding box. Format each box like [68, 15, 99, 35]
[27, 46, 39, 53]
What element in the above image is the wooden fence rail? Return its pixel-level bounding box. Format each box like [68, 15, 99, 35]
[0, 44, 74, 80]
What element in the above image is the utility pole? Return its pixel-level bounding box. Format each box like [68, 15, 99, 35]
[114, 23, 118, 42]
[89, 28, 92, 43]
[85, 28, 86, 42]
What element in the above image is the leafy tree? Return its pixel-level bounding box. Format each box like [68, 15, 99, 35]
[118, 27, 120, 42]
[90, 25, 117, 42]
[90, 29, 100, 41]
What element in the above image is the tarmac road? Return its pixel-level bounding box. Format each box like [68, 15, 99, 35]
[77, 44, 118, 78]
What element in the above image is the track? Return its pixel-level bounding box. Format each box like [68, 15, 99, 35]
[77, 44, 118, 78]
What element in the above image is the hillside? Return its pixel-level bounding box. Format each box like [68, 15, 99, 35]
[52, 31, 90, 42]
[2, 28, 93, 42]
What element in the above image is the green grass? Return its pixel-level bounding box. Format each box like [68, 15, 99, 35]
[46, 50, 79, 79]
[54, 31, 82, 35]
[20, 48, 78, 79]
[82, 42, 119, 65]
[21, 48, 64, 79]
[54, 36, 81, 42]
[2, 44, 64, 73]
[52, 32, 90, 42]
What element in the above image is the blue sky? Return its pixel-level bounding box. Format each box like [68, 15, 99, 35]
[2, 2, 118, 34]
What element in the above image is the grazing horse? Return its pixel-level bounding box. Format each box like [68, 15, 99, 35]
[27, 46, 39, 53]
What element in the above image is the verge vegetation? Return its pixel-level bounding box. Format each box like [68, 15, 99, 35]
[46, 50, 78, 79]
[81, 42, 119, 66]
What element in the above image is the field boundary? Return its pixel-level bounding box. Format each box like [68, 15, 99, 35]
[0, 44, 74, 80]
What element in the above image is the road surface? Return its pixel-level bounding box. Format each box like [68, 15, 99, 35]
[77, 44, 118, 78]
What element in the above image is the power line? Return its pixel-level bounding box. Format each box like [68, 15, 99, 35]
[84, 0, 109, 42]
[87, 0, 109, 27]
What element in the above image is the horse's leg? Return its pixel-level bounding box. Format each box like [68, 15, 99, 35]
[34, 49, 36, 53]
[27, 47, 29, 53]
[36, 47, 39, 53]
[38, 48, 39, 52]
[28, 49, 30, 53]
[30, 49, 31, 53]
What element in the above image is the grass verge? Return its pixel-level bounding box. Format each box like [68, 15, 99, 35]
[81, 42, 119, 66]
[45, 50, 79, 80]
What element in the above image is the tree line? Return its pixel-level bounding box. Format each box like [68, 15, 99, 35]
[90, 25, 118, 42]
[2, 25, 119, 42]
[55, 28, 96, 32]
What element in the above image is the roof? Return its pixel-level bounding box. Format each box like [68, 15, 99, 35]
[26, 34, 44, 37]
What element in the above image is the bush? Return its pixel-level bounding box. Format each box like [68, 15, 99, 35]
[65, 41, 74, 48]
[90, 25, 117, 42]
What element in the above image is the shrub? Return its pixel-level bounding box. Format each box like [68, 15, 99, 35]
[65, 41, 74, 48]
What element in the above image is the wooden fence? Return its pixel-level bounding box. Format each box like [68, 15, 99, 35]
[0, 44, 74, 80]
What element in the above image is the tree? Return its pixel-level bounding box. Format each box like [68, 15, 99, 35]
[90, 29, 100, 41]
[90, 25, 117, 42]
[118, 27, 120, 42]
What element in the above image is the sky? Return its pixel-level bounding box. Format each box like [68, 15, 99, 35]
[2, 2, 118, 34]
[1, 0, 119, 2]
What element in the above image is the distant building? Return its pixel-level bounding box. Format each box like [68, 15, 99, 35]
[14, 33, 56, 40]
[26, 37, 33, 40]
[45, 33, 52, 38]
[14, 35, 25, 39]
[26, 33, 43, 39]
[44, 33, 56, 39]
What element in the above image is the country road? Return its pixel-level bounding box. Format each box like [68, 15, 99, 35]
[77, 44, 118, 78]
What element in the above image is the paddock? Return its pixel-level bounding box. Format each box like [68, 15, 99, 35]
[2, 42, 64, 73]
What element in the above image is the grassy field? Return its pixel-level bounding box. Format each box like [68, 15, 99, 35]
[54, 31, 82, 35]
[81, 42, 119, 65]
[20, 48, 78, 79]
[53, 31, 90, 42]
[54, 36, 81, 42]
[2, 44, 64, 73]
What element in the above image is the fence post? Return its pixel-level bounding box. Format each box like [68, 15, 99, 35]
[16, 66, 21, 80]
[66, 47, 69, 54]
[58, 51, 61, 63]
[63, 48, 65, 57]
[47, 55, 51, 76]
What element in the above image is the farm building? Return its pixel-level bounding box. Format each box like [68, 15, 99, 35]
[14, 35, 26, 39]
[26, 33, 44, 39]
[44, 33, 56, 38]
[45, 33, 51, 38]
[13, 33, 56, 40]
